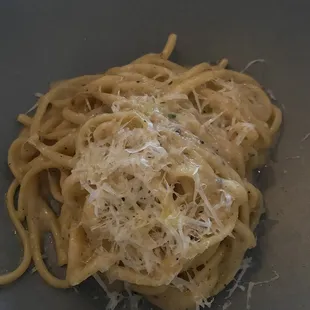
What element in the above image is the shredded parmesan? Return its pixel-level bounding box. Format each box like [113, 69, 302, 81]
[93, 274, 124, 310]
[285, 155, 300, 160]
[73, 287, 79, 294]
[246, 271, 279, 310]
[222, 300, 232, 310]
[25, 93, 43, 114]
[73, 94, 235, 285]
[241, 59, 265, 73]
[124, 282, 142, 310]
[226, 257, 252, 299]
[171, 273, 215, 309]
[93, 275, 142, 310]
[25, 102, 39, 115]
[34, 92, 44, 98]
[30, 266, 37, 274]
[301, 132, 310, 142]
[266, 89, 276, 101]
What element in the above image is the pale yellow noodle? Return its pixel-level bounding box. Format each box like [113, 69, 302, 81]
[17, 114, 32, 126]
[0, 180, 31, 284]
[161, 33, 177, 59]
[48, 170, 64, 203]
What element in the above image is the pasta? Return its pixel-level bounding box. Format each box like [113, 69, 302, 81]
[0, 34, 281, 310]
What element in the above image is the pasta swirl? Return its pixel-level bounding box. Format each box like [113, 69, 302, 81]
[0, 34, 281, 310]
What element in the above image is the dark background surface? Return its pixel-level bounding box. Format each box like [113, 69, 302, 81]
[0, 1, 310, 309]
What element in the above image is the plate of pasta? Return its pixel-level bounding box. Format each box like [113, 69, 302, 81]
[1, 2, 309, 310]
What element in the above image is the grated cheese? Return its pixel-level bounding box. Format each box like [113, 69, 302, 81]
[301, 132, 310, 142]
[30, 266, 37, 274]
[71, 91, 255, 309]
[241, 59, 265, 73]
[226, 257, 252, 299]
[94, 274, 143, 310]
[222, 300, 232, 310]
[34, 92, 44, 98]
[124, 282, 142, 310]
[73, 287, 79, 294]
[265, 89, 276, 101]
[73, 93, 235, 286]
[285, 155, 300, 160]
[25, 102, 39, 115]
[170, 273, 215, 308]
[246, 271, 279, 310]
[93, 273, 124, 310]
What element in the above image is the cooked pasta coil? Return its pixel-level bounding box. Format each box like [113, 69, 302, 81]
[1, 34, 281, 310]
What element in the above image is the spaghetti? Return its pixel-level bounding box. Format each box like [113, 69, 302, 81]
[0, 34, 281, 310]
